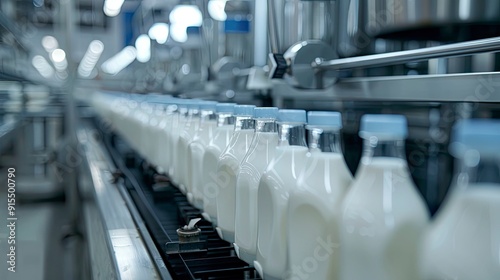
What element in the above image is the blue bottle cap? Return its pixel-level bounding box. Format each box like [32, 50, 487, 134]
[185, 100, 201, 110]
[450, 119, 500, 158]
[175, 99, 189, 106]
[359, 114, 408, 140]
[216, 103, 236, 113]
[277, 109, 307, 123]
[235, 105, 256, 116]
[224, 19, 250, 33]
[254, 107, 279, 119]
[199, 101, 218, 111]
[307, 111, 342, 128]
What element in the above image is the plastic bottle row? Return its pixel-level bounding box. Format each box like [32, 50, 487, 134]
[90, 92, 500, 280]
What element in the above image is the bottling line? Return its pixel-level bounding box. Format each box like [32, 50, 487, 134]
[0, 1, 499, 280]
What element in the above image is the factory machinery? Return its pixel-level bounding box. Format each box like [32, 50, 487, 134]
[1, 0, 500, 279]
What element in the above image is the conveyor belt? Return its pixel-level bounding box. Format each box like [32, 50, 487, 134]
[103, 129, 261, 280]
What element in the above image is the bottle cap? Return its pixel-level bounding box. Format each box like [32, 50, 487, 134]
[359, 114, 408, 140]
[307, 111, 342, 128]
[277, 109, 307, 123]
[254, 107, 279, 119]
[216, 103, 236, 113]
[186, 100, 200, 110]
[235, 105, 256, 116]
[199, 101, 218, 111]
[148, 95, 174, 104]
[175, 99, 189, 108]
[450, 119, 500, 158]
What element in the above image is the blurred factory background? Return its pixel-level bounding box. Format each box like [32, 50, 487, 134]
[0, 0, 499, 279]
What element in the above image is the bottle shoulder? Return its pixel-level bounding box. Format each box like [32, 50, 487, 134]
[294, 153, 352, 204]
[342, 158, 430, 224]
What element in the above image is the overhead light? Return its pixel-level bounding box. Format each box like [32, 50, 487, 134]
[78, 40, 104, 78]
[101, 46, 137, 75]
[41, 36, 58, 53]
[170, 24, 188, 43]
[104, 6, 120, 17]
[50, 49, 68, 71]
[103, 0, 124, 17]
[208, 0, 227, 21]
[32, 55, 55, 78]
[135, 34, 151, 63]
[169, 5, 203, 43]
[148, 23, 170, 44]
[33, 0, 44, 8]
[51, 49, 66, 63]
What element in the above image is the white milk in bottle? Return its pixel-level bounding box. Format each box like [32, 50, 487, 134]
[115, 94, 137, 146]
[138, 100, 154, 159]
[234, 107, 279, 264]
[155, 101, 177, 174]
[419, 119, 500, 280]
[215, 105, 256, 243]
[148, 98, 173, 169]
[174, 101, 200, 193]
[340, 114, 429, 280]
[254, 109, 308, 280]
[166, 100, 188, 179]
[142, 97, 160, 163]
[127, 96, 144, 153]
[187, 101, 218, 208]
[287, 111, 352, 280]
[182, 101, 217, 197]
[201, 103, 236, 224]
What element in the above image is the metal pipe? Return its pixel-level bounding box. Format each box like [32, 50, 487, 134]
[267, 0, 280, 53]
[313, 36, 500, 71]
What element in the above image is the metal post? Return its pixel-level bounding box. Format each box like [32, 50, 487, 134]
[267, 0, 280, 54]
[58, 1, 82, 279]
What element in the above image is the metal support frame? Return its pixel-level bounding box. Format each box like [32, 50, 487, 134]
[313, 36, 500, 71]
[271, 72, 500, 104]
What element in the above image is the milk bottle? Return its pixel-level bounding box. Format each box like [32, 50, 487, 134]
[146, 101, 164, 166]
[127, 96, 144, 152]
[147, 98, 174, 168]
[154, 100, 177, 174]
[176, 101, 203, 194]
[419, 119, 500, 280]
[234, 107, 279, 264]
[121, 94, 144, 147]
[201, 103, 236, 224]
[187, 101, 218, 208]
[137, 100, 154, 158]
[287, 111, 352, 280]
[340, 114, 429, 280]
[169, 100, 190, 185]
[163, 100, 186, 177]
[215, 105, 256, 242]
[254, 109, 308, 280]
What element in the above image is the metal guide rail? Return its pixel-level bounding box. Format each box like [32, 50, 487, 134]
[271, 72, 500, 104]
[99, 121, 262, 280]
[78, 122, 166, 280]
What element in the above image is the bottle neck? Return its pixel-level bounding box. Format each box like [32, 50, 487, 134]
[235, 116, 255, 131]
[187, 108, 200, 119]
[278, 122, 307, 147]
[177, 107, 188, 118]
[255, 118, 277, 133]
[166, 104, 177, 115]
[307, 126, 342, 153]
[361, 137, 406, 160]
[216, 113, 235, 127]
[200, 110, 216, 124]
[456, 155, 500, 188]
